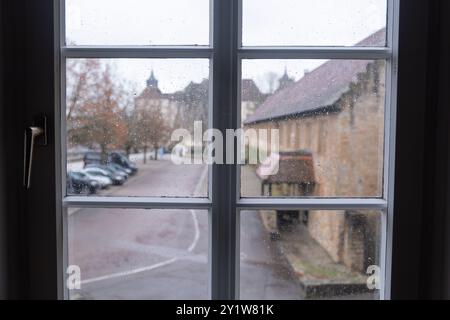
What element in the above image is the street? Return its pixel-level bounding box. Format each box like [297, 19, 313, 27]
[68, 160, 302, 300]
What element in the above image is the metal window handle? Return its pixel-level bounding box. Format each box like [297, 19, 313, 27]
[23, 116, 47, 189]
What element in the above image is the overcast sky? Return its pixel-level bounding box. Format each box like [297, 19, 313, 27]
[66, 0, 387, 93]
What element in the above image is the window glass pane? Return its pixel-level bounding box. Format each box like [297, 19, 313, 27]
[66, 0, 210, 46]
[240, 59, 386, 198]
[242, 0, 387, 47]
[66, 59, 209, 198]
[240, 210, 382, 300]
[67, 208, 208, 300]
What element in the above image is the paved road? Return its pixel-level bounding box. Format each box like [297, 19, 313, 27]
[240, 212, 304, 300]
[68, 160, 302, 300]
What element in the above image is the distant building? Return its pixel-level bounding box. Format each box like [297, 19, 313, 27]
[244, 29, 386, 273]
[135, 71, 264, 145]
[171, 80, 209, 132]
[276, 67, 295, 92]
[135, 70, 180, 129]
[241, 79, 266, 122]
[146, 70, 159, 88]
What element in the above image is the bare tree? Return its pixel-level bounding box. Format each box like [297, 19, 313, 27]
[263, 72, 279, 94]
[66, 59, 101, 121]
[176, 80, 209, 134]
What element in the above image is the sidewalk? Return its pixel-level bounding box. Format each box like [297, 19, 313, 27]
[242, 166, 374, 299]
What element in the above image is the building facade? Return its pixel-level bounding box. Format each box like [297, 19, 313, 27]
[241, 79, 267, 122]
[135, 71, 267, 152]
[135, 71, 264, 147]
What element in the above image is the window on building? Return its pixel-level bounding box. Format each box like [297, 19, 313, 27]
[60, 0, 398, 300]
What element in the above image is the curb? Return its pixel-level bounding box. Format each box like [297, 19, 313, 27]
[258, 210, 373, 299]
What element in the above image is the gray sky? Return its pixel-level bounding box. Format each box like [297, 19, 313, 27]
[66, 0, 387, 93]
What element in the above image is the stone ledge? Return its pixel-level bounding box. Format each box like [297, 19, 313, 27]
[260, 211, 374, 299]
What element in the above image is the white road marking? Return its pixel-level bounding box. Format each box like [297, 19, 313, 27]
[187, 165, 207, 253]
[81, 165, 208, 286]
[188, 210, 200, 253]
[193, 165, 209, 197]
[81, 258, 177, 286]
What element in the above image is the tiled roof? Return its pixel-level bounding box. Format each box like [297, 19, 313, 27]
[136, 87, 164, 100]
[137, 78, 264, 104]
[245, 29, 386, 124]
[257, 151, 316, 184]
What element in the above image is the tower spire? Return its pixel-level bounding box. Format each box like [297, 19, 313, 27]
[278, 66, 295, 91]
[146, 69, 159, 88]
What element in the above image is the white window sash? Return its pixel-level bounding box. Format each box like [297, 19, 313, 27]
[55, 0, 400, 300]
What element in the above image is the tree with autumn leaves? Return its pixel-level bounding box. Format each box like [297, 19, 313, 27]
[67, 59, 169, 162]
[134, 102, 169, 162]
[67, 60, 127, 159]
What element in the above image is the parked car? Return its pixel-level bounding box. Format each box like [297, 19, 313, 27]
[86, 164, 129, 181]
[67, 171, 99, 195]
[75, 170, 112, 189]
[83, 152, 103, 166]
[109, 152, 138, 175]
[108, 163, 133, 175]
[83, 167, 125, 186]
[83, 152, 138, 175]
[104, 164, 129, 179]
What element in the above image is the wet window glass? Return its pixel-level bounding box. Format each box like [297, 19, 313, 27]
[240, 210, 381, 300]
[240, 58, 386, 198]
[242, 0, 387, 47]
[66, 0, 210, 46]
[68, 208, 208, 300]
[66, 59, 209, 198]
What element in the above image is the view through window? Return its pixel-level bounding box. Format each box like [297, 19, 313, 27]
[62, 0, 396, 300]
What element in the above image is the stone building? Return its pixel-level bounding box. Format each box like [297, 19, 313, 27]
[136, 70, 264, 130]
[244, 29, 386, 273]
[134, 70, 182, 130]
[277, 67, 296, 92]
[241, 79, 267, 122]
[135, 71, 264, 147]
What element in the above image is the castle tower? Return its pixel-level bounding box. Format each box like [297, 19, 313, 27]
[146, 70, 159, 88]
[278, 67, 295, 91]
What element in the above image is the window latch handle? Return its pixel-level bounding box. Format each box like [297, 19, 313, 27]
[23, 116, 47, 189]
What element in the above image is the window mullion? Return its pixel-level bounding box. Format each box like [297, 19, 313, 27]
[237, 198, 388, 211]
[210, 0, 239, 300]
[238, 46, 391, 60]
[383, 0, 400, 300]
[63, 196, 212, 210]
[61, 46, 213, 59]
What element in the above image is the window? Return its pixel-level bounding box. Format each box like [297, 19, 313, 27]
[66, 0, 210, 45]
[58, 0, 398, 300]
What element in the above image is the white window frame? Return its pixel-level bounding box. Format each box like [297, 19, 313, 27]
[54, 0, 399, 300]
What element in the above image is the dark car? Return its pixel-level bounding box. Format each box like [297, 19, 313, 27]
[108, 163, 133, 176]
[67, 171, 99, 195]
[109, 152, 138, 175]
[83, 152, 103, 166]
[83, 152, 138, 175]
